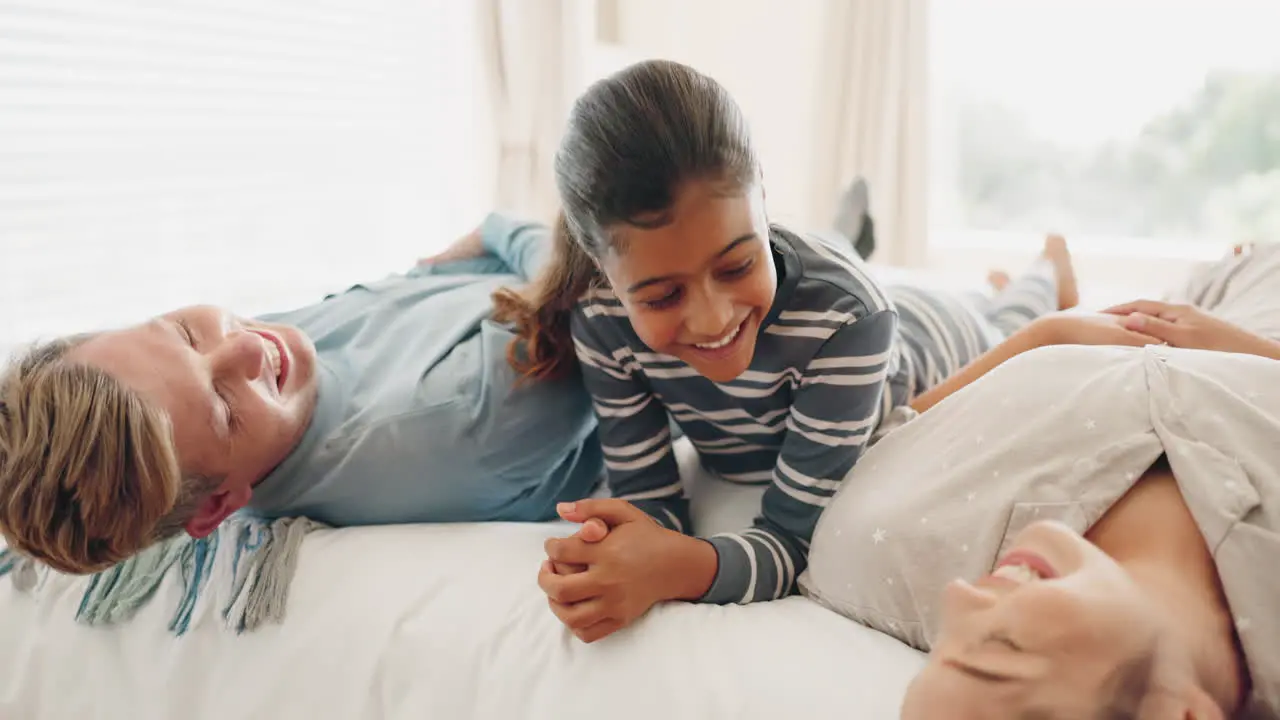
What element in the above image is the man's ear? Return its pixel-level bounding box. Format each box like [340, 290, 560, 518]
[183, 484, 252, 538]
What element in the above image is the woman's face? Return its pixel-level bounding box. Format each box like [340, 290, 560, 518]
[900, 520, 1165, 719]
[599, 180, 777, 383]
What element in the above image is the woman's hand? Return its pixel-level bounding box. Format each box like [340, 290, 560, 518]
[538, 499, 717, 643]
[1102, 300, 1280, 360]
[1028, 312, 1162, 348]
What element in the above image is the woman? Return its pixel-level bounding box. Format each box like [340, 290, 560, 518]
[799, 246, 1280, 718]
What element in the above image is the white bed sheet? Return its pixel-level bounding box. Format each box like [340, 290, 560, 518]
[0, 441, 925, 720]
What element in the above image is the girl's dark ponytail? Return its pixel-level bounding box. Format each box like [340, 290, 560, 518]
[491, 212, 601, 382]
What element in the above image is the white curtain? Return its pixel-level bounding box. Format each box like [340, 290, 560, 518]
[0, 0, 480, 352]
[811, 0, 930, 266]
[477, 0, 590, 223]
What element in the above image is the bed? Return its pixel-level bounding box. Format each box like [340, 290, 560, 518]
[0, 440, 925, 720]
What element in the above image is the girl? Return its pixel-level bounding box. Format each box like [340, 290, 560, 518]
[492, 59, 1149, 643]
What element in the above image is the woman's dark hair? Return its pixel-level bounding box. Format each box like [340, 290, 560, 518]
[492, 59, 760, 381]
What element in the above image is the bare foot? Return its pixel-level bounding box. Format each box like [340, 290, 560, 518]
[987, 270, 1011, 292]
[1042, 234, 1079, 310]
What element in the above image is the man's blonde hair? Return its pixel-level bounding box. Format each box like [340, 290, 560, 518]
[0, 337, 220, 575]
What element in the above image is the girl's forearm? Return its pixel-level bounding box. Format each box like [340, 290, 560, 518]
[657, 534, 719, 602]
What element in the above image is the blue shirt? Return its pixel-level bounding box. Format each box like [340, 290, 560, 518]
[248, 214, 603, 525]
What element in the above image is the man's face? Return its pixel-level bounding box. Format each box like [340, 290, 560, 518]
[72, 304, 319, 533]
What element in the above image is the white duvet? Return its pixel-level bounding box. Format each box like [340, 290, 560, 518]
[0, 442, 924, 720]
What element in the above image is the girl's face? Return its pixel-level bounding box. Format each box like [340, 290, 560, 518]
[599, 180, 777, 383]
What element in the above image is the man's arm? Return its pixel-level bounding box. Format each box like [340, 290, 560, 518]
[412, 213, 553, 282]
[477, 213, 553, 282]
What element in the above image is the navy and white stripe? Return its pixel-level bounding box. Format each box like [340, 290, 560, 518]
[885, 259, 1058, 399]
[571, 226, 901, 604]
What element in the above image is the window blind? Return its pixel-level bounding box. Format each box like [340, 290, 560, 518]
[0, 0, 481, 352]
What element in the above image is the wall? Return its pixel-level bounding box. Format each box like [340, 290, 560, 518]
[925, 233, 1218, 308]
[599, 1, 1223, 303]
[607, 0, 831, 230]
[0, 0, 481, 348]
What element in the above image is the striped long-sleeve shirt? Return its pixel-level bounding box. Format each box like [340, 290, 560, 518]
[570, 226, 904, 604]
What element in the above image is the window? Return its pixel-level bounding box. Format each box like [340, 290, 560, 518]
[929, 0, 1280, 259]
[0, 0, 480, 353]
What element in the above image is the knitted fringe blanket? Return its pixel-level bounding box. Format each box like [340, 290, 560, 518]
[0, 514, 322, 635]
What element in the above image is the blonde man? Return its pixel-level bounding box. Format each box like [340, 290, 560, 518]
[0, 215, 604, 574]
